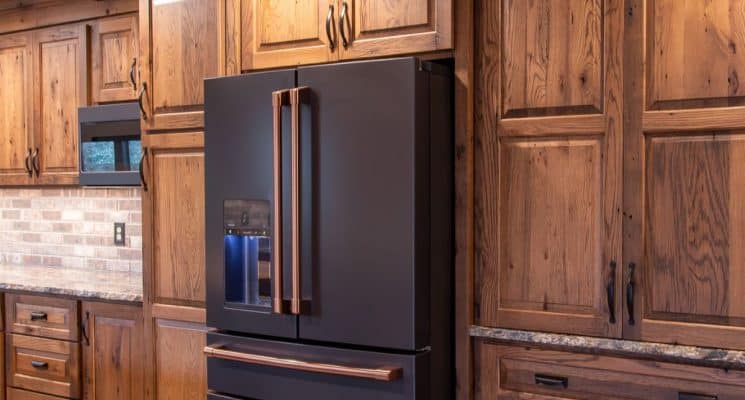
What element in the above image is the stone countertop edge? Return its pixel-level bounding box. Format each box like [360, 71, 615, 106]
[470, 325, 745, 370]
[0, 282, 143, 303]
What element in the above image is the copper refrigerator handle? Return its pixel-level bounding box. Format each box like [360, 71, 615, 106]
[272, 89, 290, 314]
[204, 345, 403, 382]
[289, 87, 309, 315]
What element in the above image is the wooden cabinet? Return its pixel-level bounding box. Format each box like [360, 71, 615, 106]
[0, 32, 33, 186]
[31, 24, 87, 185]
[476, 0, 623, 338]
[240, 0, 452, 70]
[90, 14, 139, 103]
[6, 294, 79, 342]
[81, 302, 144, 400]
[475, 343, 745, 400]
[139, 0, 225, 130]
[151, 318, 207, 400]
[6, 334, 81, 399]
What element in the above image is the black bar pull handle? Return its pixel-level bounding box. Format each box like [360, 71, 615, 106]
[25, 148, 32, 177]
[607, 261, 617, 324]
[339, 1, 350, 48]
[129, 57, 137, 91]
[29, 311, 47, 321]
[679, 392, 717, 400]
[81, 310, 90, 346]
[325, 4, 336, 50]
[139, 147, 148, 192]
[31, 360, 48, 369]
[138, 82, 148, 120]
[627, 262, 636, 325]
[534, 374, 568, 388]
[32, 147, 40, 177]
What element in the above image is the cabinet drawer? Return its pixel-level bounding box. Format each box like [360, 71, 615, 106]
[6, 294, 78, 341]
[7, 388, 67, 400]
[476, 343, 745, 400]
[7, 334, 81, 399]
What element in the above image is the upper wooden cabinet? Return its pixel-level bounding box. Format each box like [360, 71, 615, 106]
[242, 0, 336, 70]
[91, 14, 139, 103]
[477, 0, 623, 338]
[140, 0, 225, 131]
[32, 24, 87, 185]
[240, 0, 452, 70]
[0, 32, 33, 186]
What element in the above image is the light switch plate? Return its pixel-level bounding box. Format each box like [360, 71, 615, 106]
[114, 222, 126, 246]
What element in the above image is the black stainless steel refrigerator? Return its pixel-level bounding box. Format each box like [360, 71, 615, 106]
[204, 57, 453, 400]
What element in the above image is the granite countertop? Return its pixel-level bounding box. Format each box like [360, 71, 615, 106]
[471, 325, 745, 370]
[0, 264, 143, 303]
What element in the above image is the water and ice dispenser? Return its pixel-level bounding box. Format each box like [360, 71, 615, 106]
[223, 200, 272, 308]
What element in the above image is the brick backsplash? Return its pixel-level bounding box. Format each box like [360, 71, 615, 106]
[0, 188, 142, 272]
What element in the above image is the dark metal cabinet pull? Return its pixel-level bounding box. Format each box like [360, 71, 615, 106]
[32, 148, 40, 177]
[534, 374, 568, 388]
[81, 310, 90, 346]
[678, 393, 717, 400]
[129, 58, 137, 91]
[138, 82, 148, 120]
[325, 4, 336, 50]
[339, 1, 350, 48]
[31, 360, 48, 369]
[607, 261, 617, 324]
[24, 148, 32, 177]
[139, 147, 148, 192]
[30, 311, 47, 321]
[627, 262, 636, 325]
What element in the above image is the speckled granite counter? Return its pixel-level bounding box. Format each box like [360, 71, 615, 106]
[0, 265, 143, 303]
[471, 325, 745, 370]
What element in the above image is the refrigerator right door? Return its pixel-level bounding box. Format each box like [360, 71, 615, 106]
[297, 58, 432, 351]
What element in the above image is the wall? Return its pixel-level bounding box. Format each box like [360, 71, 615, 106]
[0, 187, 142, 272]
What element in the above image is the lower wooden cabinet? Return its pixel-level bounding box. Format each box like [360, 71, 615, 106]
[81, 302, 144, 400]
[151, 317, 207, 400]
[476, 342, 745, 400]
[7, 388, 65, 400]
[6, 334, 80, 398]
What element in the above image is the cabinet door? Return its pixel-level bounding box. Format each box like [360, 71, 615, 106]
[337, 0, 452, 60]
[624, 0, 745, 349]
[0, 33, 33, 186]
[143, 132, 206, 308]
[91, 14, 139, 103]
[141, 0, 224, 130]
[241, 0, 337, 70]
[32, 24, 87, 185]
[152, 318, 207, 400]
[82, 302, 145, 400]
[476, 0, 623, 337]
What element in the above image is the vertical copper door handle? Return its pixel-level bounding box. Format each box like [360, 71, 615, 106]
[272, 89, 290, 314]
[289, 87, 309, 315]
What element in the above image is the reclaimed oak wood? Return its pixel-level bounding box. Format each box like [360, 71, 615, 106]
[0, 0, 137, 35]
[152, 319, 207, 400]
[5, 294, 78, 342]
[90, 14, 139, 104]
[0, 32, 33, 186]
[6, 334, 80, 399]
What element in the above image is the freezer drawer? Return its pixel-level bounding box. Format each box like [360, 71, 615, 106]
[206, 332, 430, 400]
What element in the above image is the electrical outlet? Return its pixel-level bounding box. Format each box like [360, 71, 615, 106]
[114, 223, 126, 246]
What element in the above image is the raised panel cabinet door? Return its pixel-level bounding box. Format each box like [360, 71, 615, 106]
[337, 0, 452, 60]
[32, 24, 87, 185]
[624, 0, 745, 350]
[81, 302, 145, 400]
[476, 0, 623, 338]
[0, 32, 33, 186]
[91, 14, 139, 103]
[153, 318, 207, 400]
[141, 0, 224, 130]
[241, 0, 337, 70]
[144, 133, 206, 307]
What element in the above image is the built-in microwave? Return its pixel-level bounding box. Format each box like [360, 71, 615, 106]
[78, 102, 142, 186]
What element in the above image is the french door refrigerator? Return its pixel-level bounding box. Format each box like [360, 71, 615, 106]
[204, 57, 452, 400]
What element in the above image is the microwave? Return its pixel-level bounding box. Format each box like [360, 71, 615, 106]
[78, 102, 142, 186]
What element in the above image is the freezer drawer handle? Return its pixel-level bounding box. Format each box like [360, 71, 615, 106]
[204, 345, 403, 382]
[272, 89, 290, 314]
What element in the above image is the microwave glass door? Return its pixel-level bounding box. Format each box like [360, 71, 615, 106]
[81, 135, 142, 172]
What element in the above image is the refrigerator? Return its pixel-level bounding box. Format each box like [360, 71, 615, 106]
[204, 57, 453, 400]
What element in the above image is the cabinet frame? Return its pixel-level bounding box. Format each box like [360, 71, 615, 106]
[90, 14, 139, 104]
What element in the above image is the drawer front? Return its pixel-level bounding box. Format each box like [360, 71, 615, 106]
[7, 334, 81, 399]
[6, 294, 78, 341]
[7, 388, 67, 400]
[476, 342, 745, 400]
[207, 332, 427, 400]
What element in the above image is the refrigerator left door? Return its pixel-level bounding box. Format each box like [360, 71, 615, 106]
[205, 70, 298, 338]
